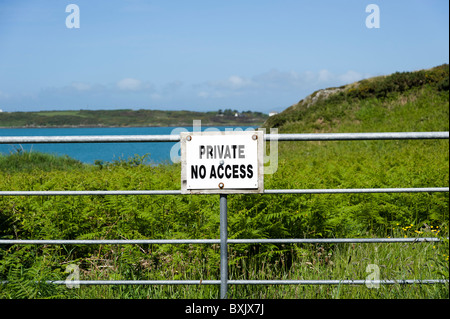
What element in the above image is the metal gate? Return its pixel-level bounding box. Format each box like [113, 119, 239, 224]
[1, 131, 449, 298]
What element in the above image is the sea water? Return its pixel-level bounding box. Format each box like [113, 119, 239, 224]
[0, 126, 257, 164]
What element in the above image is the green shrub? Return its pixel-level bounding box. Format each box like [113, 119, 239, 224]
[0, 150, 83, 173]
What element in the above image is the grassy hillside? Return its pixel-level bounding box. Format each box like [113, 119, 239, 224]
[264, 64, 449, 132]
[0, 65, 448, 299]
[0, 109, 268, 128]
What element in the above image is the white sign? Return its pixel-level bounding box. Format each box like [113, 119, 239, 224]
[181, 131, 264, 194]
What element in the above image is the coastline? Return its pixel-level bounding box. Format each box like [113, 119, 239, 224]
[0, 122, 265, 129]
[0, 109, 269, 129]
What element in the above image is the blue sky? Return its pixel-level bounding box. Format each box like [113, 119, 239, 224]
[0, 0, 448, 113]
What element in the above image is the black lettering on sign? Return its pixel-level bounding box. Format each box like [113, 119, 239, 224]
[192, 164, 255, 180]
[224, 147, 231, 159]
[225, 165, 232, 178]
[199, 165, 206, 179]
[232, 145, 237, 158]
[210, 165, 217, 178]
[199, 145, 205, 159]
[247, 164, 253, 178]
[217, 165, 224, 178]
[239, 164, 246, 178]
[198, 145, 246, 159]
[207, 145, 213, 158]
[232, 165, 239, 178]
[191, 165, 206, 179]
[217, 145, 224, 158]
[191, 165, 199, 179]
[238, 145, 245, 158]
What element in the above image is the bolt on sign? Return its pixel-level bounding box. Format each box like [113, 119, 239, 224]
[180, 131, 264, 194]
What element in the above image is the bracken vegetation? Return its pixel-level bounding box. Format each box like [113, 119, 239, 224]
[0, 65, 448, 298]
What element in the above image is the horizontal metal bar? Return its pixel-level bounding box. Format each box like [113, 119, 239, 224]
[0, 187, 447, 197]
[0, 280, 221, 286]
[1, 279, 446, 286]
[0, 135, 180, 144]
[0, 239, 220, 245]
[1, 237, 445, 245]
[264, 187, 449, 194]
[227, 279, 449, 285]
[266, 131, 450, 141]
[58, 280, 221, 285]
[0, 132, 448, 144]
[229, 237, 447, 244]
[0, 190, 182, 196]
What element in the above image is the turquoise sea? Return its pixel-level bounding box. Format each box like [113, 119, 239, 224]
[0, 126, 257, 164]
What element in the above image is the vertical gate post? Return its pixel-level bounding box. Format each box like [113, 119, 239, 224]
[220, 194, 228, 299]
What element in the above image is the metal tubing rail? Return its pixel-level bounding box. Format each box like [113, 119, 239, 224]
[267, 131, 449, 141]
[1, 279, 447, 286]
[0, 131, 448, 144]
[0, 187, 448, 197]
[0, 135, 180, 144]
[0, 237, 445, 245]
[0, 190, 182, 196]
[52, 279, 450, 286]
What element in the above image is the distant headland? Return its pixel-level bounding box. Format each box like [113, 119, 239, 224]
[0, 108, 269, 128]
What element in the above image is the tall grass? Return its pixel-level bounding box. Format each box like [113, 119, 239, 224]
[0, 149, 83, 173]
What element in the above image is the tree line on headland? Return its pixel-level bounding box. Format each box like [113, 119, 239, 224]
[0, 109, 268, 128]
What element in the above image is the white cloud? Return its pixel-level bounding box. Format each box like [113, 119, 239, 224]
[203, 68, 368, 94]
[71, 82, 91, 91]
[227, 75, 253, 89]
[251, 69, 370, 88]
[317, 69, 334, 83]
[193, 68, 372, 104]
[205, 75, 254, 91]
[115, 78, 157, 94]
[4, 68, 371, 112]
[117, 78, 142, 91]
[252, 69, 305, 90]
[197, 90, 226, 99]
[338, 70, 366, 84]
